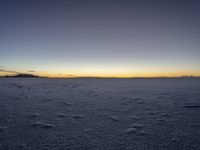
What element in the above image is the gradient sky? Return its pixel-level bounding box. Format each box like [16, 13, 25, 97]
[0, 0, 200, 77]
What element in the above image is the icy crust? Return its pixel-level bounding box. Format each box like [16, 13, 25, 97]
[0, 78, 200, 150]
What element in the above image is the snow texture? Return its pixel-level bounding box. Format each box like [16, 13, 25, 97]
[0, 78, 200, 150]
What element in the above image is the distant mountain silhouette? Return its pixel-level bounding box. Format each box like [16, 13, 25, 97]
[5, 73, 41, 78]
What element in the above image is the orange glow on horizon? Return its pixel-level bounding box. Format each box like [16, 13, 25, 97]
[1, 67, 200, 78]
[31, 71, 200, 78]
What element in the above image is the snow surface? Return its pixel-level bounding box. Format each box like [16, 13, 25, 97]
[0, 78, 200, 150]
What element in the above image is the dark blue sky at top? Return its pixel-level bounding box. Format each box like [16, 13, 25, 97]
[0, 0, 200, 76]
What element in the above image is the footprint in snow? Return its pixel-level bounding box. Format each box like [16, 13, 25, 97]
[138, 130, 149, 136]
[71, 115, 84, 119]
[56, 113, 68, 118]
[148, 111, 159, 115]
[125, 124, 145, 135]
[31, 122, 55, 128]
[27, 113, 40, 118]
[137, 101, 145, 104]
[160, 113, 170, 117]
[125, 128, 137, 134]
[60, 101, 72, 106]
[130, 123, 145, 129]
[107, 116, 119, 121]
[129, 115, 139, 120]
[41, 123, 55, 128]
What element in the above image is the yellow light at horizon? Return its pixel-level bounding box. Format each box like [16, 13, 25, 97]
[35, 69, 200, 78]
[1, 65, 200, 78]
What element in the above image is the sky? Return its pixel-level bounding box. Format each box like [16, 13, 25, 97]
[0, 0, 200, 77]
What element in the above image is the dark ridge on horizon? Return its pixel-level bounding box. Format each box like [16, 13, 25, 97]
[4, 73, 43, 78]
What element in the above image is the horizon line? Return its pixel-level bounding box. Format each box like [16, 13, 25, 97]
[1, 73, 200, 79]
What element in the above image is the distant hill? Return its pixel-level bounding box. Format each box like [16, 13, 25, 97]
[4, 73, 42, 78]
